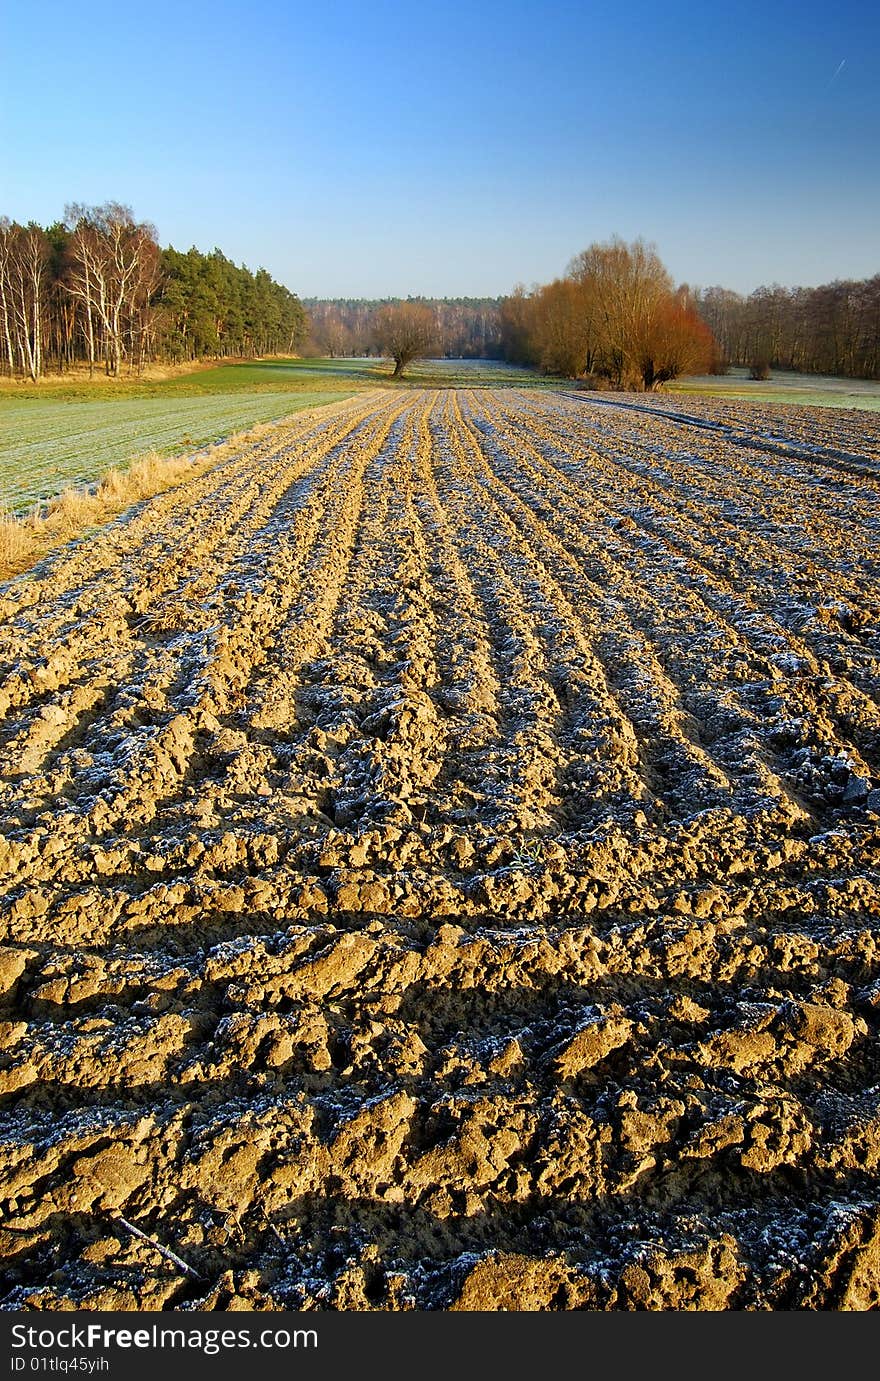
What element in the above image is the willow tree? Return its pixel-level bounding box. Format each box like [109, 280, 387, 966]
[500, 237, 718, 389]
[373, 302, 437, 377]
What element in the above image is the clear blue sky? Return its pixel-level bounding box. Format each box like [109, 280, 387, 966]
[1, 0, 878, 297]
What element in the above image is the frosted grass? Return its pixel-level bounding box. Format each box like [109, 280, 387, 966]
[0, 389, 346, 510]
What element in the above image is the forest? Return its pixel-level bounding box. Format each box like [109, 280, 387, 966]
[304, 297, 503, 360]
[693, 278, 880, 379]
[0, 204, 308, 380]
[497, 241, 880, 385]
[309, 250, 880, 388]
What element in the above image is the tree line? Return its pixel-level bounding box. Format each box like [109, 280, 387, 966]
[693, 278, 880, 380]
[305, 297, 503, 360]
[0, 203, 308, 380]
[3, 204, 876, 387]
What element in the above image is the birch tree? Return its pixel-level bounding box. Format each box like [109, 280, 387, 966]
[0, 220, 16, 375]
[64, 203, 160, 376]
[0, 221, 49, 380]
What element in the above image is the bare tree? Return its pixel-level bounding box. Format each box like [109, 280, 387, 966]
[530, 278, 591, 376]
[0, 220, 17, 375]
[583, 238, 675, 386]
[502, 238, 713, 390]
[637, 293, 714, 388]
[64, 203, 160, 377]
[64, 217, 98, 376]
[311, 306, 353, 357]
[19, 224, 49, 380]
[0, 221, 49, 380]
[372, 302, 437, 377]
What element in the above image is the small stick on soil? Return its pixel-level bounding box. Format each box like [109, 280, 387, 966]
[112, 1214, 203, 1281]
[260, 1206, 286, 1246]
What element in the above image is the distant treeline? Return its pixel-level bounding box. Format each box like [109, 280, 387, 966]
[0, 203, 308, 379]
[304, 298, 503, 359]
[4, 201, 877, 386]
[694, 279, 880, 379]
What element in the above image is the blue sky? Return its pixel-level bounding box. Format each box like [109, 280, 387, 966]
[2, 0, 878, 297]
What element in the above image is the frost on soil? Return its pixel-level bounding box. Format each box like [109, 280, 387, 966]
[0, 389, 879, 1311]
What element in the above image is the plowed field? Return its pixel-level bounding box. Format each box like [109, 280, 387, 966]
[1, 389, 879, 1311]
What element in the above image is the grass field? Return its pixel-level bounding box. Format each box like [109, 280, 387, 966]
[370, 358, 554, 388]
[0, 356, 544, 402]
[667, 365, 880, 410]
[0, 389, 350, 510]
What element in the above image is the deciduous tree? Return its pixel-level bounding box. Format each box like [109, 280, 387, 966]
[64, 203, 161, 376]
[500, 238, 718, 389]
[373, 302, 437, 377]
[0, 220, 50, 380]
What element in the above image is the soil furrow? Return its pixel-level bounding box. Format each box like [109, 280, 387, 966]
[1, 387, 878, 1313]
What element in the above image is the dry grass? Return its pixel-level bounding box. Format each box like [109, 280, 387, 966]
[0, 358, 226, 395]
[0, 448, 220, 583]
[0, 506, 29, 572]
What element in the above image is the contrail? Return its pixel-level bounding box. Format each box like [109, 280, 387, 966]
[828, 58, 846, 86]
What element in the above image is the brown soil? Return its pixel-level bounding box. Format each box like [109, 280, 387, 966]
[1, 388, 879, 1311]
